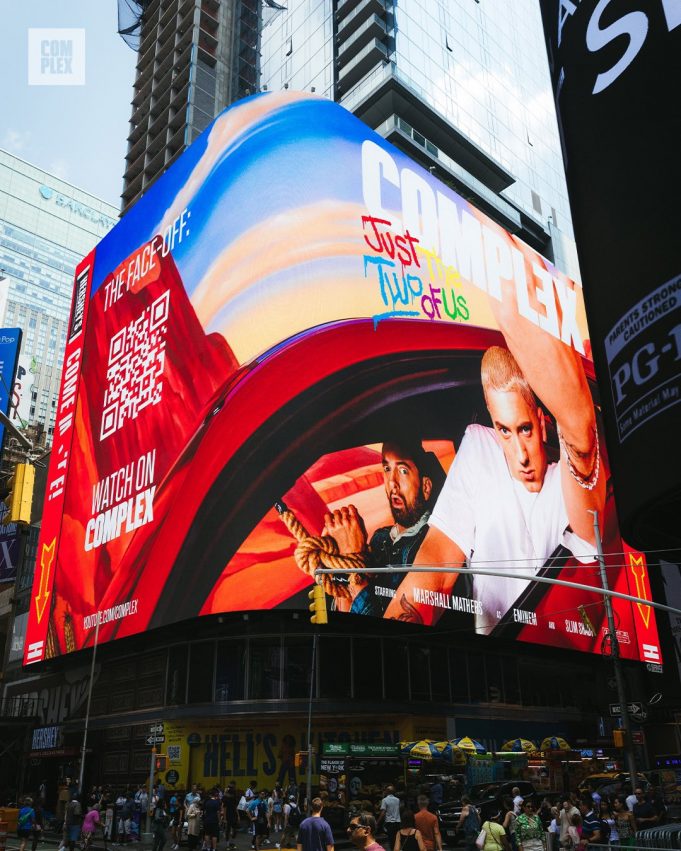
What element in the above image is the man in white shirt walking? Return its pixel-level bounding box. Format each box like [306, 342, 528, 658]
[377, 786, 401, 850]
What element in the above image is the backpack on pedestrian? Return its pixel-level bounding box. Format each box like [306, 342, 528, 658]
[287, 804, 302, 829]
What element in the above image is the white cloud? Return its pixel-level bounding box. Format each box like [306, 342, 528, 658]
[1, 129, 32, 153]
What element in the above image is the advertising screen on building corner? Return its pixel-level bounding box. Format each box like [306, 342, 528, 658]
[23, 92, 661, 666]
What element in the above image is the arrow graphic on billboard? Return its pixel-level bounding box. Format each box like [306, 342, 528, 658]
[629, 553, 651, 627]
[35, 538, 56, 624]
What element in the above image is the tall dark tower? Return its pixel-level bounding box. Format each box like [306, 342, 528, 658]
[118, 0, 262, 212]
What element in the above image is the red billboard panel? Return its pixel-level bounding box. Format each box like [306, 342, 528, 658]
[24, 92, 661, 665]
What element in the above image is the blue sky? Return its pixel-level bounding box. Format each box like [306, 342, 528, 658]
[1, 1, 137, 208]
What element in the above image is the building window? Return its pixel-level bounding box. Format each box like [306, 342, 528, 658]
[166, 645, 188, 705]
[353, 637, 375, 700]
[451, 649, 469, 703]
[409, 645, 431, 701]
[188, 642, 215, 703]
[249, 638, 281, 700]
[319, 636, 351, 699]
[282, 636, 313, 699]
[215, 639, 246, 701]
[384, 641, 409, 701]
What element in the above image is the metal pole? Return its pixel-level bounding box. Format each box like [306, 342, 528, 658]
[590, 510, 638, 790]
[147, 746, 156, 835]
[305, 631, 318, 816]
[314, 566, 681, 618]
[78, 613, 100, 794]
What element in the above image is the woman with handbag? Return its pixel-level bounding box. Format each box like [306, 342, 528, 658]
[480, 812, 510, 851]
[394, 811, 426, 851]
[516, 802, 545, 851]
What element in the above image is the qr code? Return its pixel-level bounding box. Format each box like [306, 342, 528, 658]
[100, 291, 170, 440]
[167, 745, 181, 762]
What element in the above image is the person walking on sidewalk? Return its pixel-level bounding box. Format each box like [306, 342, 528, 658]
[516, 802, 545, 851]
[186, 796, 202, 851]
[65, 795, 84, 851]
[17, 796, 36, 851]
[378, 786, 402, 850]
[458, 798, 481, 851]
[480, 812, 509, 851]
[31, 799, 44, 851]
[223, 783, 239, 850]
[281, 796, 303, 850]
[394, 811, 426, 851]
[251, 790, 271, 851]
[415, 795, 442, 851]
[296, 798, 334, 851]
[347, 813, 385, 851]
[82, 805, 102, 851]
[203, 789, 221, 851]
[152, 798, 169, 851]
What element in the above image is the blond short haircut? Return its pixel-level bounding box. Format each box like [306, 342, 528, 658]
[481, 346, 536, 410]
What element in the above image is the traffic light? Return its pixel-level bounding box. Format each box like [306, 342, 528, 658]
[154, 754, 168, 771]
[613, 729, 624, 748]
[2, 463, 35, 525]
[308, 583, 328, 625]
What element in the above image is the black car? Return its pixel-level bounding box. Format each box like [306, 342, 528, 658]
[438, 782, 538, 847]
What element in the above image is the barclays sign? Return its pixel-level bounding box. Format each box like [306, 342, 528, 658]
[38, 185, 116, 230]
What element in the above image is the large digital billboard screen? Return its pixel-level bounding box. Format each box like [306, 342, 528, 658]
[537, 2, 681, 547]
[23, 93, 661, 665]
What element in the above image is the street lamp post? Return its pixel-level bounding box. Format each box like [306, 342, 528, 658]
[305, 631, 318, 815]
[78, 613, 100, 794]
[590, 509, 638, 791]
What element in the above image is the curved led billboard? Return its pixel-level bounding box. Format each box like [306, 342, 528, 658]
[24, 93, 660, 665]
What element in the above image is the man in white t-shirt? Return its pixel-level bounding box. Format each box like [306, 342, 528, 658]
[378, 786, 401, 849]
[385, 296, 605, 628]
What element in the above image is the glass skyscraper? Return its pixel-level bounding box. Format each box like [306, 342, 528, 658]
[261, 0, 579, 278]
[0, 150, 118, 441]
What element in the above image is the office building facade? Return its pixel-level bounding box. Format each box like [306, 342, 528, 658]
[121, 1, 579, 280]
[0, 150, 117, 442]
[261, 0, 579, 278]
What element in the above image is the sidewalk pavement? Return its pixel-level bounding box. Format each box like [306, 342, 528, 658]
[4, 826, 353, 851]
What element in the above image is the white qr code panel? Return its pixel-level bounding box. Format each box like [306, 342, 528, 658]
[100, 291, 170, 440]
[167, 745, 181, 762]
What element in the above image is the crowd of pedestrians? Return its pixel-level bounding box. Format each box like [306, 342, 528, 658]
[12, 778, 670, 851]
[454, 784, 669, 851]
